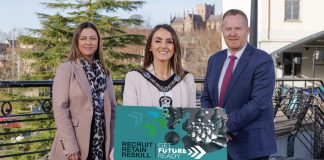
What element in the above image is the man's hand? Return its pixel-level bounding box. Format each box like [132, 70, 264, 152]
[226, 133, 232, 141]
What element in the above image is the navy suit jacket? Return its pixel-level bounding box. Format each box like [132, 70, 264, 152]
[201, 44, 277, 160]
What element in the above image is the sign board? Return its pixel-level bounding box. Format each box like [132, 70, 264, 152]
[114, 106, 227, 160]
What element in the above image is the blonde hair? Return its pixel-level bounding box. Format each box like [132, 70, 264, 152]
[222, 9, 249, 27]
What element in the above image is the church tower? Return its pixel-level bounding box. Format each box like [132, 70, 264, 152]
[196, 3, 215, 22]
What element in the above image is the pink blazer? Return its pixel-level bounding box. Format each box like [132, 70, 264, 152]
[48, 60, 116, 160]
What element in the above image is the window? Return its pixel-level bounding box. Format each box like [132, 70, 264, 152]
[285, 0, 300, 20]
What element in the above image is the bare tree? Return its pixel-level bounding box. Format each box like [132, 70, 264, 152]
[180, 30, 221, 78]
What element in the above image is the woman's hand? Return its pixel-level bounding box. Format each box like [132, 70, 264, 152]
[109, 148, 114, 160]
[67, 151, 81, 160]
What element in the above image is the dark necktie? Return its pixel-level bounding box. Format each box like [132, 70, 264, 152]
[219, 55, 237, 107]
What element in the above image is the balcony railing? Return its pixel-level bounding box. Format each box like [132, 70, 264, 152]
[0, 78, 323, 159]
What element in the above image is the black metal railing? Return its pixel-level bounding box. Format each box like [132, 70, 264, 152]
[0, 78, 323, 159]
[0, 80, 124, 159]
[272, 78, 324, 159]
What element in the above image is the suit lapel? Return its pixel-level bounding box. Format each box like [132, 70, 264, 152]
[222, 44, 253, 104]
[72, 60, 93, 102]
[214, 51, 227, 105]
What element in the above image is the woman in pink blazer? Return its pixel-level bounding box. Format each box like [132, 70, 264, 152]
[49, 22, 116, 160]
[123, 24, 196, 108]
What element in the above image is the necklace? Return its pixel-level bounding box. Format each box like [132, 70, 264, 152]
[134, 68, 184, 108]
[159, 94, 172, 107]
[152, 64, 173, 107]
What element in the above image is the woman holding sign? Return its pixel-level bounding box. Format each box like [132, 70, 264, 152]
[123, 24, 196, 108]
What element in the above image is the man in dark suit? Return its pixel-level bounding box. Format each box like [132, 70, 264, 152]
[201, 9, 277, 160]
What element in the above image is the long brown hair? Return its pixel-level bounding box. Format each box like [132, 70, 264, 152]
[143, 24, 186, 78]
[68, 21, 109, 75]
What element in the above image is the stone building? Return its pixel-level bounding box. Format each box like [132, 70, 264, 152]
[0, 43, 9, 55]
[170, 3, 221, 33]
